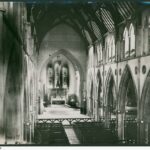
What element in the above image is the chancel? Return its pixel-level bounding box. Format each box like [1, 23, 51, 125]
[0, 0, 150, 146]
[45, 55, 70, 105]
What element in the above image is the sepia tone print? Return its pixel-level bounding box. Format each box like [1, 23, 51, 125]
[0, 0, 150, 146]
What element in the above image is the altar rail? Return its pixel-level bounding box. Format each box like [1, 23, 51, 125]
[36, 118, 95, 126]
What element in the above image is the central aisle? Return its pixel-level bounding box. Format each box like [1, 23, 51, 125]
[38, 104, 89, 119]
[36, 105, 89, 145]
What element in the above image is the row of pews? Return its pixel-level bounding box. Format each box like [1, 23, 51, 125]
[34, 120, 137, 145]
[34, 123, 70, 145]
[73, 122, 119, 145]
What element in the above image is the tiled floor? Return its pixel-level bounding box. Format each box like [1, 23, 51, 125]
[38, 104, 89, 119]
[64, 126, 80, 145]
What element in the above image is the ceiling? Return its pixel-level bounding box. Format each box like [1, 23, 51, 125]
[26, 0, 144, 47]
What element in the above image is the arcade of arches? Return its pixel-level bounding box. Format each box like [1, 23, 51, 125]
[0, 0, 150, 145]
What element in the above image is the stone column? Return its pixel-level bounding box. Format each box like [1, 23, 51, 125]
[4, 43, 23, 144]
[0, 5, 5, 144]
[93, 44, 98, 121]
[118, 113, 124, 140]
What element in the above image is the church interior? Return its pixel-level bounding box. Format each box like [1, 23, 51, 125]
[0, 0, 150, 146]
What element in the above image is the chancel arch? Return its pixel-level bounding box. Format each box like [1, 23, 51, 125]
[39, 49, 83, 108]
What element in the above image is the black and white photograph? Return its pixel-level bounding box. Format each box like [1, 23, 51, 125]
[0, 0, 150, 147]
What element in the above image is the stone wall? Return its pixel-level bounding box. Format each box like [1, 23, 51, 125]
[0, 2, 37, 144]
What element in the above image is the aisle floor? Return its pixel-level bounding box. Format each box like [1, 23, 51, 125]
[38, 104, 89, 119]
[64, 126, 80, 145]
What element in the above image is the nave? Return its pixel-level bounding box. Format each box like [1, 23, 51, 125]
[0, 0, 150, 146]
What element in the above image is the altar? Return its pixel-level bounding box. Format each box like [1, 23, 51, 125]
[50, 88, 67, 105]
[51, 96, 66, 104]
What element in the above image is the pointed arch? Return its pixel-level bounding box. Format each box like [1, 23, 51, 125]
[96, 69, 102, 92]
[118, 65, 138, 142]
[39, 49, 84, 107]
[129, 23, 135, 52]
[96, 43, 103, 65]
[40, 49, 83, 76]
[111, 35, 116, 61]
[123, 27, 129, 58]
[118, 65, 138, 113]
[105, 68, 117, 116]
[140, 70, 150, 144]
[140, 70, 150, 122]
[105, 68, 116, 101]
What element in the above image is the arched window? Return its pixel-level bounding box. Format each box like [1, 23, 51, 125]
[123, 27, 129, 58]
[62, 64, 69, 89]
[89, 46, 94, 67]
[105, 41, 109, 62]
[99, 43, 103, 62]
[97, 43, 103, 65]
[111, 36, 115, 61]
[143, 15, 150, 54]
[97, 44, 100, 65]
[54, 61, 61, 88]
[107, 35, 115, 62]
[129, 23, 135, 56]
[47, 66, 54, 88]
[109, 38, 112, 62]
[112, 36, 115, 59]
